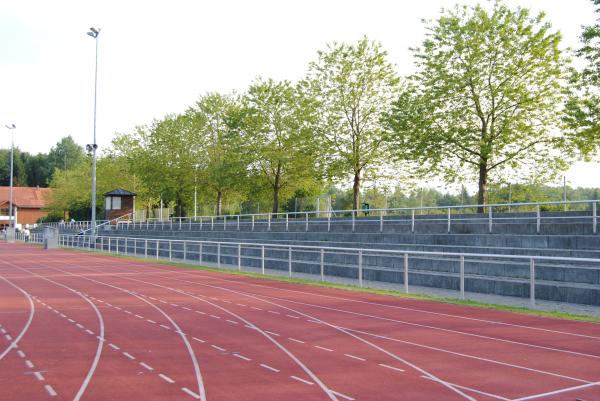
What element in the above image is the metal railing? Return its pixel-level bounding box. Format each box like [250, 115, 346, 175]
[112, 200, 598, 235]
[26, 233, 600, 307]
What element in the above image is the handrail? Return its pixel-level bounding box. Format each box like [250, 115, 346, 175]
[148, 199, 600, 222]
[81, 212, 133, 234]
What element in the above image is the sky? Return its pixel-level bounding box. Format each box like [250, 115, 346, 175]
[0, 0, 598, 188]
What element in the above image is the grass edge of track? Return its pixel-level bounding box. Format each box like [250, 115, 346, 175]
[39, 244, 600, 324]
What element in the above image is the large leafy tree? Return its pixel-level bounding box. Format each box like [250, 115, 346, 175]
[564, 0, 600, 156]
[306, 37, 399, 210]
[188, 93, 247, 215]
[386, 3, 572, 207]
[47, 136, 85, 172]
[241, 78, 322, 215]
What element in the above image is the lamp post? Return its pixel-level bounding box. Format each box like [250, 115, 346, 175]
[194, 164, 199, 220]
[87, 27, 100, 238]
[4, 124, 15, 231]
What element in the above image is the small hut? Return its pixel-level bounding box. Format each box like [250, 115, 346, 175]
[104, 189, 136, 221]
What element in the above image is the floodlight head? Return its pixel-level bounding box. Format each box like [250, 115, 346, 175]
[4, 124, 15, 129]
[87, 27, 100, 38]
[90, 27, 99, 34]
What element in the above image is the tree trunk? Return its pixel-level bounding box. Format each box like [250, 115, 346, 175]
[353, 170, 361, 213]
[216, 191, 222, 216]
[477, 162, 488, 213]
[271, 164, 282, 217]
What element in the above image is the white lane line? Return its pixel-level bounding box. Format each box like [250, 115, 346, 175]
[45, 384, 57, 396]
[194, 311, 205, 315]
[286, 314, 300, 319]
[124, 310, 132, 314]
[267, 310, 280, 315]
[85, 329, 94, 335]
[222, 300, 232, 304]
[146, 319, 156, 324]
[510, 381, 600, 401]
[291, 376, 314, 385]
[379, 363, 405, 373]
[344, 354, 366, 362]
[314, 345, 334, 352]
[192, 337, 206, 343]
[182, 307, 191, 311]
[4, 334, 12, 341]
[250, 306, 262, 311]
[160, 324, 171, 330]
[0, 328, 5, 334]
[233, 354, 251, 361]
[211, 345, 226, 352]
[182, 387, 201, 399]
[420, 375, 511, 401]
[140, 362, 154, 371]
[260, 363, 280, 373]
[226, 320, 238, 325]
[76, 323, 84, 329]
[123, 352, 135, 360]
[209, 315, 221, 319]
[288, 338, 305, 344]
[96, 336, 105, 342]
[0, 274, 34, 363]
[170, 304, 179, 307]
[158, 300, 167, 304]
[264, 331, 280, 337]
[33, 371, 45, 381]
[134, 314, 144, 319]
[159, 373, 175, 384]
[25, 360, 34, 368]
[331, 390, 355, 401]
[236, 303, 246, 307]
[68, 318, 75, 323]
[105, 303, 112, 307]
[17, 350, 26, 358]
[59, 314, 67, 318]
[307, 319, 321, 324]
[109, 343, 120, 350]
[114, 306, 122, 310]
[148, 296, 157, 301]
[96, 300, 104, 303]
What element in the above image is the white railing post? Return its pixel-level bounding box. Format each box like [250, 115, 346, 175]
[169, 220, 172, 230]
[379, 213, 383, 233]
[530, 258, 536, 306]
[189, 219, 192, 231]
[238, 243, 241, 271]
[305, 212, 309, 232]
[179, 218, 182, 230]
[447, 208, 451, 233]
[411, 210, 415, 233]
[217, 243, 221, 267]
[488, 206, 493, 233]
[156, 240, 159, 260]
[237, 216, 240, 231]
[134, 239, 136, 255]
[327, 214, 331, 232]
[108, 237, 111, 253]
[224, 215, 227, 231]
[100, 236, 104, 251]
[199, 242, 203, 264]
[200, 217, 203, 231]
[593, 202, 597, 235]
[211, 217, 214, 231]
[261, 245, 265, 275]
[268, 215, 271, 231]
[536, 205, 541, 234]
[460, 255, 465, 299]
[183, 241, 187, 262]
[169, 241, 172, 261]
[358, 250, 363, 287]
[288, 246, 292, 277]
[124, 238, 127, 255]
[404, 253, 409, 293]
[286, 214, 289, 232]
[145, 239, 148, 258]
[352, 213, 356, 233]
[320, 248, 324, 282]
[252, 216, 255, 231]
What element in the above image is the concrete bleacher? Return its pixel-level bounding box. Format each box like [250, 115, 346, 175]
[55, 211, 600, 306]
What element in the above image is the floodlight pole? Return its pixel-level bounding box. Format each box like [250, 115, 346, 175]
[4, 124, 16, 229]
[88, 27, 100, 239]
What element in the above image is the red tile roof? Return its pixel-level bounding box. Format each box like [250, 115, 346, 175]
[0, 187, 53, 209]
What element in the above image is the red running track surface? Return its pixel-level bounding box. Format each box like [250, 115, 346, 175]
[0, 242, 599, 401]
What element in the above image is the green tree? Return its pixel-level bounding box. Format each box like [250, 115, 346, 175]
[564, 0, 600, 156]
[0, 148, 28, 186]
[47, 136, 85, 173]
[242, 78, 322, 215]
[306, 37, 399, 211]
[189, 93, 247, 216]
[386, 3, 572, 208]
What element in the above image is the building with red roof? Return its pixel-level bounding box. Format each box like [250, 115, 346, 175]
[0, 186, 53, 227]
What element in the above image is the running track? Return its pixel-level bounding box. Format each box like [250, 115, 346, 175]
[1, 242, 599, 401]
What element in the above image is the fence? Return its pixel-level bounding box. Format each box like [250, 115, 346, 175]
[106, 199, 598, 235]
[25, 233, 600, 307]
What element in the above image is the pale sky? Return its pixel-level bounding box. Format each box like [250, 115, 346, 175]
[0, 0, 598, 188]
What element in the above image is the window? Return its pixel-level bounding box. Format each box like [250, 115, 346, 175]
[105, 197, 111, 210]
[112, 196, 121, 210]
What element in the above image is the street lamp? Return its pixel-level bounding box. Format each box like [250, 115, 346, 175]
[194, 164, 200, 220]
[4, 124, 15, 232]
[87, 27, 100, 238]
